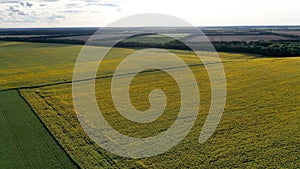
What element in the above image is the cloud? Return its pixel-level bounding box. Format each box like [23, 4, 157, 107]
[8, 6, 26, 15]
[39, 0, 59, 2]
[86, 1, 121, 12]
[60, 10, 83, 13]
[83, 0, 99, 2]
[0, 1, 66, 24]
[46, 15, 65, 22]
[26, 2, 33, 7]
[20, 2, 33, 8]
[65, 3, 80, 8]
[0, 1, 19, 4]
[88, 3, 118, 7]
[0, 0, 122, 27]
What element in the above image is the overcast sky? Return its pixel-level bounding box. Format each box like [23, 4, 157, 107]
[0, 0, 299, 28]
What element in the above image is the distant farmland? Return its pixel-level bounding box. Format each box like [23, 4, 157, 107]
[186, 35, 293, 42]
[274, 31, 300, 36]
[54, 34, 189, 44]
[54, 35, 131, 42]
[0, 27, 299, 56]
[52, 33, 294, 43]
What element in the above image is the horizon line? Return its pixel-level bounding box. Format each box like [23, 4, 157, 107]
[1, 25, 300, 29]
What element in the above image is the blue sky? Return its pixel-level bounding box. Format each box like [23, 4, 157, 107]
[0, 0, 299, 27]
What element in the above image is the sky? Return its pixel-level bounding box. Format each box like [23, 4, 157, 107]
[0, 0, 299, 28]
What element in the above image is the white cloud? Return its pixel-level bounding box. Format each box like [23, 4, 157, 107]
[0, 0, 299, 27]
[0, 0, 121, 27]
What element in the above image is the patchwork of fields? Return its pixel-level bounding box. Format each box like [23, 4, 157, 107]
[1, 41, 300, 168]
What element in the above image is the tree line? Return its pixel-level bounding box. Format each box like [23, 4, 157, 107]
[1, 36, 299, 57]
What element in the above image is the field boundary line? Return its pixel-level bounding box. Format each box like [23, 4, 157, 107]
[24, 89, 130, 168]
[15, 89, 82, 169]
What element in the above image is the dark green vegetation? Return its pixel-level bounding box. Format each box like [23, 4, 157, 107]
[0, 90, 78, 169]
[117, 39, 300, 57]
[210, 40, 300, 56]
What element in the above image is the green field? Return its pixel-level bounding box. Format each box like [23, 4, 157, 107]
[1, 41, 300, 168]
[123, 34, 189, 44]
[0, 90, 78, 169]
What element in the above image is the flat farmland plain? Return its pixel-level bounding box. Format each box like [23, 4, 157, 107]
[273, 31, 300, 37]
[1, 41, 299, 168]
[0, 41, 238, 91]
[19, 43, 300, 168]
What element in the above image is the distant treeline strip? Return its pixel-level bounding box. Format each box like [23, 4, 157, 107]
[0, 37, 86, 45]
[1, 36, 300, 57]
[111, 40, 300, 57]
[0, 29, 97, 36]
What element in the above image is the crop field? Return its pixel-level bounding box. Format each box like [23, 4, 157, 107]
[186, 35, 293, 42]
[123, 34, 179, 44]
[0, 41, 145, 91]
[54, 33, 190, 44]
[0, 41, 80, 90]
[52, 33, 295, 43]
[54, 35, 131, 42]
[273, 31, 300, 37]
[1, 41, 300, 168]
[0, 41, 233, 91]
[0, 90, 77, 169]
